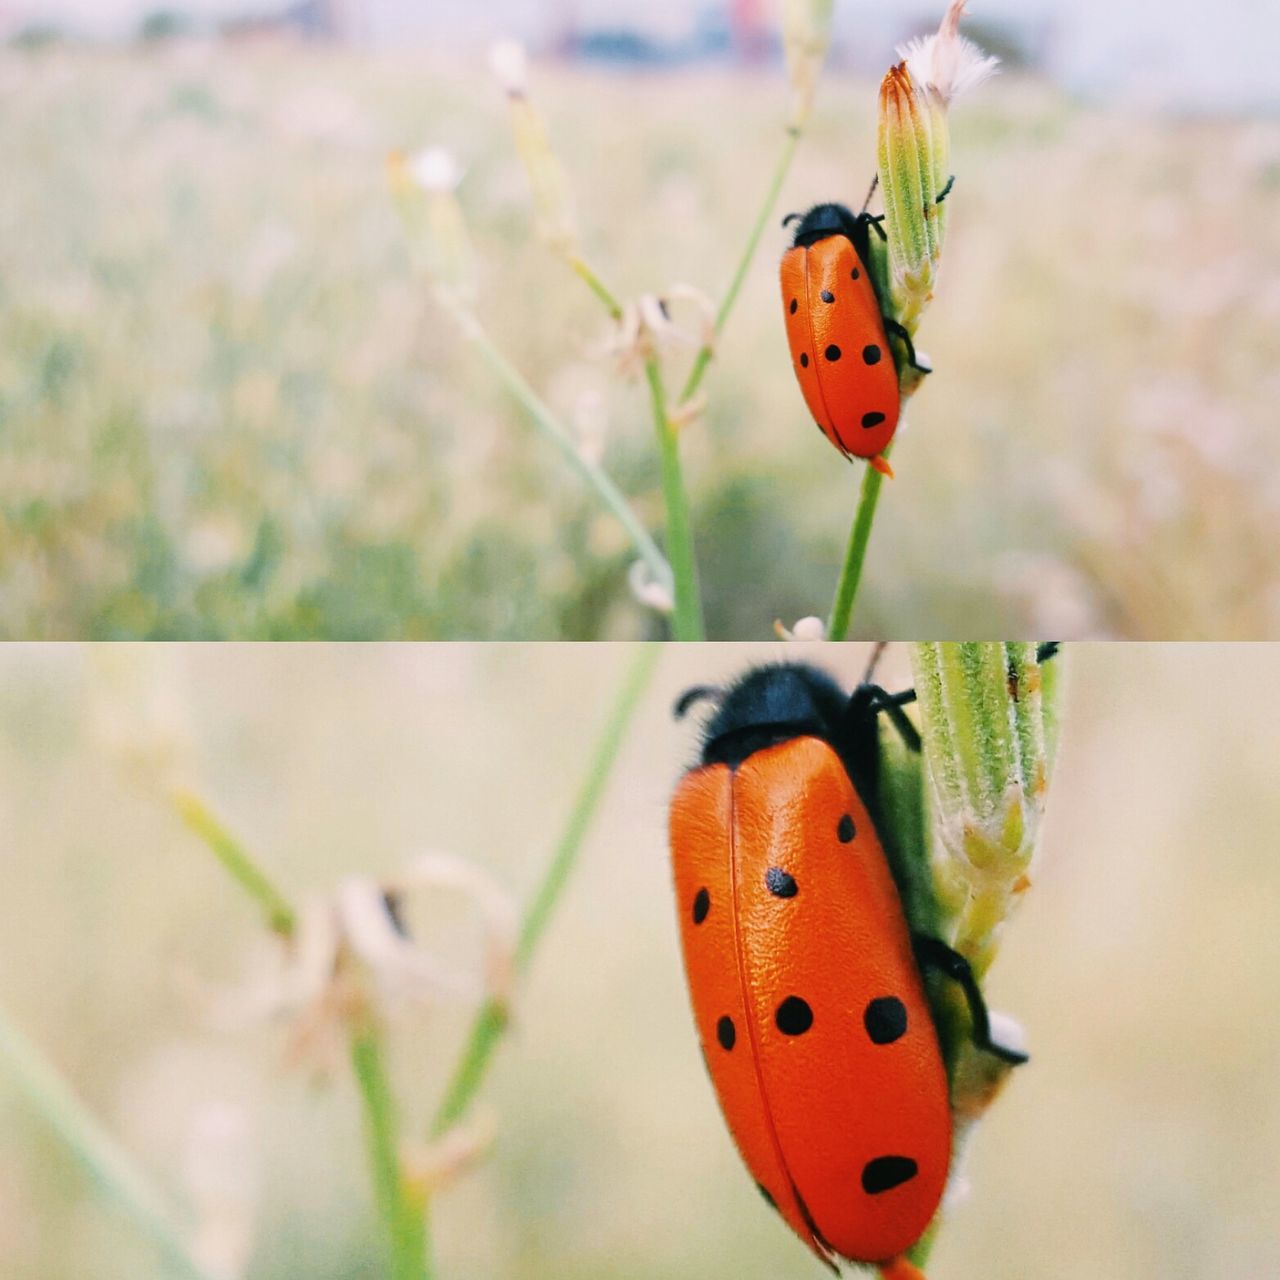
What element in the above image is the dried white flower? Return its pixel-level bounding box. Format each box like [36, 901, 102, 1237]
[774, 616, 827, 642]
[898, 1, 1000, 105]
[606, 289, 711, 379]
[407, 146, 462, 194]
[628, 559, 675, 616]
[209, 855, 517, 1072]
[487, 39, 529, 97]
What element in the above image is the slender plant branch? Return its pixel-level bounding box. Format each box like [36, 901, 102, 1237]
[461, 314, 674, 602]
[556, 255, 704, 639]
[567, 254, 623, 319]
[678, 127, 802, 408]
[179, 798, 434, 1280]
[827, 451, 890, 640]
[644, 359, 704, 640]
[432, 644, 660, 1135]
[172, 789, 296, 936]
[352, 1014, 433, 1280]
[0, 1005, 219, 1280]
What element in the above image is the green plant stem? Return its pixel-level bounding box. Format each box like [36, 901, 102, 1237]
[560, 256, 703, 638]
[567, 254, 623, 319]
[352, 1015, 432, 1280]
[827, 454, 889, 640]
[432, 645, 660, 1136]
[172, 790, 296, 936]
[678, 127, 801, 407]
[644, 360, 704, 640]
[464, 317, 674, 602]
[0, 1006, 219, 1280]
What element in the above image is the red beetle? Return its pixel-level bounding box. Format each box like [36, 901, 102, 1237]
[669, 661, 1026, 1277]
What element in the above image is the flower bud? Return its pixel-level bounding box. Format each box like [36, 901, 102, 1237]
[782, 0, 834, 130]
[490, 40, 580, 257]
[388, 146, 476, 306]
[909, 642, 1060, 976]
[877, 1, 997, 332]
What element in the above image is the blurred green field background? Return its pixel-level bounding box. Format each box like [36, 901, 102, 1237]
[3, 44, 1280, 638]
[2, 642, 1279, 1278]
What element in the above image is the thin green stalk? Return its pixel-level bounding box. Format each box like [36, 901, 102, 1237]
[0, 1006, 219, 1280]
[678, 127, 801, 407]
[644, 360, 704, 640]
[172, 790, 296, 936]
[352, 1015, 432, 1280]
[559, 259, 703, 638]
[827, 454, 889, 641]
[432, 645, 660, 1135]
[567, 254, 623, 319]
[465, 318, 674, 602]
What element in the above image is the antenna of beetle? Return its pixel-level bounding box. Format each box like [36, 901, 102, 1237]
[861, 642, 890, 687]
[860, 174, 880, 216]
[673, 685, 725, 720]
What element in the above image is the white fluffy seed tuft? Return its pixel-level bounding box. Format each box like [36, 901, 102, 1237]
[898, 1, 999, 104]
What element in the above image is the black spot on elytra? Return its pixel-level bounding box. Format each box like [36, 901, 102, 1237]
[864, 996, 908, 1045]
[851, 267, 861, 280]
[862, 412, 886, 429]
[717, 1016, 736, 1051]
[775, 996, 813, 1036]
[799, 353, 809, 368]
[837, 814, 855, 843]
[820, 289, 835, 304]
[790, 297, 798, 314]
[863, 344, 882, 365]
[692, 887, 710, 925]
[825, 344, 842, 362]
[862, 1156, 918, 1195]
[765, 867, 798, 899]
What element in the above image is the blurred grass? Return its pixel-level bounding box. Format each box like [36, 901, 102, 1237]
[2, 45, 1280, 638]
[3, 643, 1280, 1277]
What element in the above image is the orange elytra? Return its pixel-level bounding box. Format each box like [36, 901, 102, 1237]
[780, 203, 929, 479]
[669, 663, 1027, 1277]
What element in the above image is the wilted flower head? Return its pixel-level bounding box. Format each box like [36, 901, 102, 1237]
[211, 854, 517, 1074]
[605, 287, 714, 380]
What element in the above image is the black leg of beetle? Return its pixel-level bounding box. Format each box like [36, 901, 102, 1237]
[1037, 641, 1061, 665]
[853, 684, 922, 754]
[884, 318, 932, 375]
[870, 686, 921, 752]
[934, 174, 956, 205]
[912, 936, 1029, 1066]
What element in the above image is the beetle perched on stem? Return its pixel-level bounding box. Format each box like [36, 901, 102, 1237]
[668, 648, 1047, 1277]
